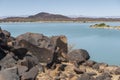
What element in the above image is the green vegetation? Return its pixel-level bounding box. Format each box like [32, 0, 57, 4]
[94, 23, 110, 27]
[96, 23, 105, 26]
[90, 23, 120, 30]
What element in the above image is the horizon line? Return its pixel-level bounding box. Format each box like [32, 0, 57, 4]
[0, 12, 120, 19]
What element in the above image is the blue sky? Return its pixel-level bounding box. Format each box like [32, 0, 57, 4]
[0, 0, 120, 17]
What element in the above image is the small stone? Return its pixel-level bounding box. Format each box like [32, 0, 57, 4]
[115, 67, 120, 75]
[82, 60, 96, 67]
[87, 72, 97, 76]
[79, 73, 95, 80]
[96, 72, 112, 80]
[74, 68, 84, 74]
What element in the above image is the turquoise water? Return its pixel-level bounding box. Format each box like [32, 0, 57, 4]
[0, 22, 120, 65]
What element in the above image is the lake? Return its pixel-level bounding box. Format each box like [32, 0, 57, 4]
[0, 22, 120, 65]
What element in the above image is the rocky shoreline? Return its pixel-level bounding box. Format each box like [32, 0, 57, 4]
[0, 27, 120, 80]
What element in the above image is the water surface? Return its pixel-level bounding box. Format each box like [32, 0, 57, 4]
[0, 22, 120, 65]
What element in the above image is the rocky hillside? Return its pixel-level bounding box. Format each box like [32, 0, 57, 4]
[1, 12, 71, 22]
[0, 27, 120, 80]
[28, 12, 70, 20]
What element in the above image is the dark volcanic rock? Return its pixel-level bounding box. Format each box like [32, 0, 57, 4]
[17, 53, 43, 80]
[82, 60, 96, 67]
[51, 35, 68, 53]
[51, 35, 68, 62]
[68, 49, 90, 65]
[74, 68, 84, 74]
[0, 27, 14, 51]
[17, 39, 53, 64]
[11, 48, 28, 60]
[92, 63, 100, 70]
[79, 73, 95, 80]
[16, 39, 68, 69]
[67, 49, 90, 74]
[0, 67, 19, 80]
[16, 33, 68, 63]
[2, 30, 11, 38]
[92, 63, 108, 71]
[0, 28, 8, 49]
[16, 32, 55, 52]
[17, 65, 28, 76]
[21, 66, 39, 80]
[87, 72, 97, 76]
[18, 52, 39, 70]
[0, 52, 17, 70]
[114, 67, 120, 75]
[57, 64, 67, 71]
[0, 47, 7, 60]
[96, 72, 112, 80]
[16, 33, 68, 61]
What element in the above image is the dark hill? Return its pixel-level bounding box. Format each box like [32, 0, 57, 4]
[2, 12, 71, 22]
[28, 12, 70, 19]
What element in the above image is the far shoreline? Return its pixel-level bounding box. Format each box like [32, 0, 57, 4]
[1, 21, 120, 23]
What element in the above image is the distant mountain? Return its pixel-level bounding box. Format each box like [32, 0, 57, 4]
[28, 12, 70, 19]
[1, 12, 71, 22]
[0, 12, 120, 22]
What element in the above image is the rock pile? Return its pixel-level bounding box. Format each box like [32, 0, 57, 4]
[0, 27, 120, 80]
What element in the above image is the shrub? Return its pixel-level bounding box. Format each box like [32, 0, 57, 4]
[97, 23, 106, 26]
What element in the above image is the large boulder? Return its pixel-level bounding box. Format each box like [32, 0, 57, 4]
[0, 27, 14, 50]
[16, 52, 43, 80]
[16, 33, 68, 57]
[16, 33, 68, 63]
[11, 47, 28, 60]
[17, 52, 39, 70]
[14, 39, 68, 69]
[17, 65, 28, 76]
[96, 72, 112, 80]
[17, 39, 53, 64]
[0, 28, 7, 49]
[51, 35, 68, 62]
[2, 30, 11, 38]
[51, 35, 68, 53]
[20, 66, 39, 80]
[115, 67, 120, 75]
[16, 32, 55, 52]
[0, 52, 17, 70]
[68, 49, 90, 65]
[0, 47, 7, 60]
[0, 67, 19, 80]
[67, 49, 90, 74]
